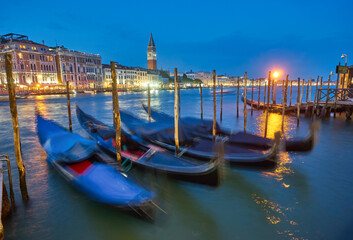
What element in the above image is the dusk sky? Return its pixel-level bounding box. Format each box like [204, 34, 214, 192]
[1, 0, 352, 79]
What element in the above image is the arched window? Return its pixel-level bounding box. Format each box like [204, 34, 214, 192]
[70, 64, 73, 72]
[62, 64, 66, 72]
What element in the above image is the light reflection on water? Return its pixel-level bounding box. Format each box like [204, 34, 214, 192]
[0, 87, 353, 240]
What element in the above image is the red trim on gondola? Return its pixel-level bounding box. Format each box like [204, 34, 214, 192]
[67, 160, 92, 175]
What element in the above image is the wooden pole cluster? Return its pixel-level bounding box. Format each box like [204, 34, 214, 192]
[212, 70, 217, 140]
[66, 81, 72, 132]
[148, 84, 151, 122]
[5, 54, 29, 201]
[264, 71, 271, 138]
[200, 83, 203, 119]
[220, 84, 223, 122]
[244, 72, 247, 133]
[110, 62, 122, 165]
[236, 77, 239, 118]
[174, 68, 180, 153]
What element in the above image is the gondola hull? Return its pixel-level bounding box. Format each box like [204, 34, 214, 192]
[76, 106, 220, 186]
[119, 109, 279, 165]
[36, 114, 154, 210]
[142, 103, 315, 152]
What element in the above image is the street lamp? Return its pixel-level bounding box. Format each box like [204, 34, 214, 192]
[341, 54, 347, 66]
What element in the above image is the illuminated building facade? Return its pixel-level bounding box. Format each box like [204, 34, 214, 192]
[0, 33, 57, 85]
[52, 46, 102, 89]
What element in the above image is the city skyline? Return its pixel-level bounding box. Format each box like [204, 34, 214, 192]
[1, 0, 353, 79]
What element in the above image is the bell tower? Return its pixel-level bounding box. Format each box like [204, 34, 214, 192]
[147, 33, 157, 70]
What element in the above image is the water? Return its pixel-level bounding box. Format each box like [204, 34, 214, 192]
[1, 87, 352, 240]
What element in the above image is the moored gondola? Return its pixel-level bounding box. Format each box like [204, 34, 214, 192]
[36, 114, 155, 215]
[142, 103, 315, 152]
[119, 109, 279, 166]
[76, 105, 220, 186]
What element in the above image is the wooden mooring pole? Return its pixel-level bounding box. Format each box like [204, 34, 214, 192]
[308, 77, 312, 103]
[110, 62, 122, 165]
[148, 84, 151, 122]
[264, 71, 271, 138]
[281, 75, 289, 131]
[174, 68, 180, 153]
[334, 69, 340, 118]
[220, 84, 223, 122]
[312, 76, 319, 118]
[305, 79, 309, 103]
[237, 77, 239, 118]
[244, 72, 247, 133]
[322, 75, 331, 118]
[178, 82, 181, 118]
[200, 83, 203, 119]
[263, 82, 266, 109]
[258, 80, 261, 108]
[213, 70, 217, 141]
[5, 54, 29, 201]
[296, 77, 301, 127]
[66, 81, 72, 132]
[251, 79, 254, 116]
[289, 80, 293, 106]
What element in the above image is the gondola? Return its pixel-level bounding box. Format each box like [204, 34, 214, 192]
[36, 114, 154, 212]
[142, 103, 315, 152]
[119, 109, 279, 166]
[76, 106, 220, 186]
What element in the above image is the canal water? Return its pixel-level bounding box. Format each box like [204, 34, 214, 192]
[0, 87, 352, 240]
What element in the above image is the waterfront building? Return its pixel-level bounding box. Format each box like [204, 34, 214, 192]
[193, 71, 216, 85]
[147, 33, 157, 70]
[0, 33, 103, 89]
[51, 46, 102, 89]
[217, 75, 236, 86]
[102, 64, 150, 88]
[0, 33, 57, 86]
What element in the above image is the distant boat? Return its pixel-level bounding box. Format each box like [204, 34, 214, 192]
[83, 90, 96, 94]
[210, 89, 235, 94]
[0, 93, 29, 101]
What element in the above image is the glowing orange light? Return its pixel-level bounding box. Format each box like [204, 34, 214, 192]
[273, 72, 279, 78]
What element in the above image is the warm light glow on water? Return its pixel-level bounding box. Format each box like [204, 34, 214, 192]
[254, 112, 293, 139]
